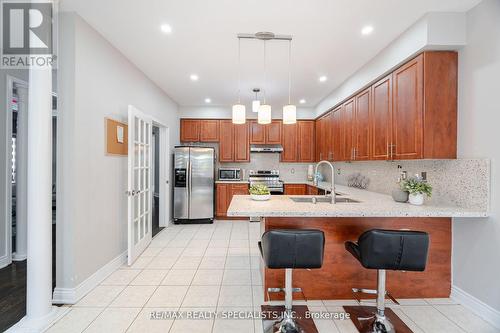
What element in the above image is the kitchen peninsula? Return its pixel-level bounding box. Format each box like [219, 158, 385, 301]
[227, 185, 488, 300]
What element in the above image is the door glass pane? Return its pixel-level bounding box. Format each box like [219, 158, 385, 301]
[134, 117, 139, 142]
[134, 195, 140, 219]
[134, 169, 139, 191]
[134, 220, 139, 244]
[134, 144, 139, 168]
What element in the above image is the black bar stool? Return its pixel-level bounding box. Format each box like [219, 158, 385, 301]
[345, 229, 429, 333]
[259, 229, 325, 333]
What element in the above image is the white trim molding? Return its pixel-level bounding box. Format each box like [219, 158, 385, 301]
[52, 251, 127, 304]
[451, 285, 500, 329]
[0, 253, 10, 269]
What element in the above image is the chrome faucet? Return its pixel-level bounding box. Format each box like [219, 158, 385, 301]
[314, 160, 336, 204]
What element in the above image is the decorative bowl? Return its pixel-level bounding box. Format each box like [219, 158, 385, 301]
[251, 194, 271, 201]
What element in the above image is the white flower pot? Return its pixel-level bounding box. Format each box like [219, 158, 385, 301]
[408, 193, 425, 206]
[251, 194, 271, 201]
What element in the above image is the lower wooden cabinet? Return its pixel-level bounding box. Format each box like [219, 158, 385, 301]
[216, 183, 249, 218]
[284, 184, 307, 195]
[306, 185, 319, 195]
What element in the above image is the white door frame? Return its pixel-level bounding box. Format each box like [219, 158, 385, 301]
[151, 117, 170, 228]
[1, 75, 28, 268]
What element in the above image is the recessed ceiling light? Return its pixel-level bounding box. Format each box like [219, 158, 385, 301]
[204, 98, 211, 103]
[319, 76, 328, 82]
[361, 25, 374, 35]
[299, 99, 306, 104]
[190, 74, 199, 81]
[160, 24, 172, 34]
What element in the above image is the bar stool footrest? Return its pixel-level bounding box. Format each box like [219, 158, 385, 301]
[351, 288, 400, 305]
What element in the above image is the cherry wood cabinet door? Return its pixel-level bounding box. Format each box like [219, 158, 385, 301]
[371, 75, 393, 160]
[281, 123, 298, 162]
[341, 100, 354, 161]
[298, 121, 315, 162]
[315, 118, 323, 162]
[234, 123, 250, 162]
[392, 54, 424, 160]
[249, 120, 265, 144]
[325, 112, 334, 161]
[332, 108, 343, 162]
[266, 120, 282, 144]
[216, 183, 229, 217]
[230, 184, 249, 196]
[354, 88, 371, 161]
[219, 120, 234, 162]
[180, 119, 200, 142]
[200, 120, 219, 142]
[284, 184, 307, 195]
[306, 185, 319, 195]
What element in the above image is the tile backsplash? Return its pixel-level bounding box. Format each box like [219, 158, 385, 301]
[318, 159, 490, 210]
[199, 142, 489, 211]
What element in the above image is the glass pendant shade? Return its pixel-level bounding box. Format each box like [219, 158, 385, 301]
[252, 100, 261, 113]
[283, 104, 297, 124]
[232, 104, 246, 124]
[258, 104, 272, 124]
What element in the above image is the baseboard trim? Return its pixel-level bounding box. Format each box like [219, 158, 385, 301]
[52, 251, 127, 305]
[451, 285, 500, 329]
[12, 253, 27, 261]
[0, 254, 10, 269]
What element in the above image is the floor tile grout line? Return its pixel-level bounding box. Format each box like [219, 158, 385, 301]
[431, 303, 475, 333]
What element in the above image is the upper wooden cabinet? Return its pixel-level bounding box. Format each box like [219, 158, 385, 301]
[371, 75, 392, 160]
[233, 123, 250, 162]
[281, 123, 298, 162]
[298, 121, 315, 162]
[218, 120, 249, 163]
[180, 119, 200, 142]
[250, 120, 282, 144]
[200, 120, 219, 142]
[354, 88, 371, 161]
[315, 51, 457, 162]
[180, 119, 219, 142]
[282, 121, 315, 163]
[219, 120, 234, 162]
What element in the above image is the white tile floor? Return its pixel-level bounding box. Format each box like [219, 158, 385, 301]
[46, 220, 500, 333]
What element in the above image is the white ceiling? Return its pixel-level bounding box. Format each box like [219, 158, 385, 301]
[60, 0, 480, 109]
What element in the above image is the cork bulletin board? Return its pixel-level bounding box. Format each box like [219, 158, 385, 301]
[105, 118, 128, 156]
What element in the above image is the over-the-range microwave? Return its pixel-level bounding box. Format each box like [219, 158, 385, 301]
[218, 168, 242, 181]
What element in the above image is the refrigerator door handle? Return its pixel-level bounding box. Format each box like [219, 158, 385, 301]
[187, 159, 192, 217]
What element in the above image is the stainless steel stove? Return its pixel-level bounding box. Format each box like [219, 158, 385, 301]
[248, 170, 284, 194]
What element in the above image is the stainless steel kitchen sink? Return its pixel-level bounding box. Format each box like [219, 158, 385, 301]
[290, 196, 360, 203]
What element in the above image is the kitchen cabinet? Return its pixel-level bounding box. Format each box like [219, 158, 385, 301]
[298, 121, 315, 162]
[219, 120, 234, 162]
[392, 54, 424, 160]
[282, 121, 315, 163]
[218, 120, 249, 162]
[354, 88, 371, 160]
[281, 123, 298, 162]
[216, 183, 248, 218]
[315, 51, 457, 162]
[180, 119, 200, 142]
[200, 120, 219, 142]
[315, 112, 333, 162]
[306, 185, 319, 195]
[341, 99, 354, 161]
[371, 75, 392, 160]
[284, 184, 307, 195]
[180, 119, 219, 142]
[250, 120, 282, 144]
[234, 123, 250, 162]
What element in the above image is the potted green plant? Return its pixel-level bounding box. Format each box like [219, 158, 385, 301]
[249, 184, 271, 201]
[401, 178, 432, 206]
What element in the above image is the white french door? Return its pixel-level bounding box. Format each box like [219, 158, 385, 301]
[127, 105, 153, 265]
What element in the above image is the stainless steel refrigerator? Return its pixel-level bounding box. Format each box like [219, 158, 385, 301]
[173, 146, 215, 223]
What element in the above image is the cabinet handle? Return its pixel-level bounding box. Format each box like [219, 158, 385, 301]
[353, 148, 356, 160]
[328, 152, 333, 161]
[388, 144, 395, 160]
[320, 152, 323, 160]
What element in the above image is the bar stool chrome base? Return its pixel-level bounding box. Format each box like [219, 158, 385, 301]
[261, 305, 317, 333]
[264, 315, 303, 333]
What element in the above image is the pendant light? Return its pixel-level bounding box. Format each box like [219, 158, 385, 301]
[258, 40, 271, 124]
[283, 39, 296, 124]
[252, 88, 261, 113]
[232, 38, 246, 124]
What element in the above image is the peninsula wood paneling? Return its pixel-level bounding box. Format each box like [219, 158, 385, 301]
[262, 217, 451, 300]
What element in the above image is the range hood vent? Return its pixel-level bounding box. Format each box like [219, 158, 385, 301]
[250, 144, 283, 153]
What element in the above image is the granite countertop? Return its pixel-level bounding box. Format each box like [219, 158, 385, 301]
[227, 184, 488, 218]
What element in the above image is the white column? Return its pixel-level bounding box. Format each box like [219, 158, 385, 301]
[26, 66, 53, 319]
[14, 85, 28, 261]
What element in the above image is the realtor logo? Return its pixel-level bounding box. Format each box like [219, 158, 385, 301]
[1, 0, 56, 68]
